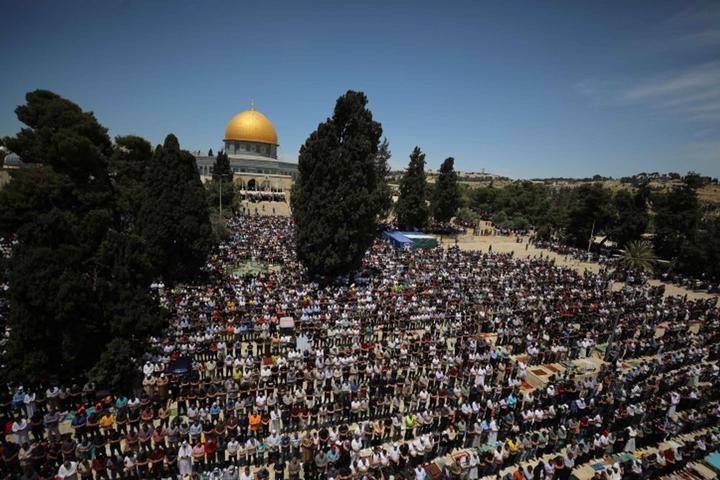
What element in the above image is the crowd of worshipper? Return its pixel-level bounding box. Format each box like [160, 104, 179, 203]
[526, 239, 613, 267]
[0, 215, 719, 480]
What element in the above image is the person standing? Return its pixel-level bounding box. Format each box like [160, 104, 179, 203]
[178, 440, 193, 477]
[404, 413, 416, 441]
[288, 456, 301, 480]
[58, 459, 78, 479]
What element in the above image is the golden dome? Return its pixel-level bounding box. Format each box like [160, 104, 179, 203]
[224, 107, 278, 145]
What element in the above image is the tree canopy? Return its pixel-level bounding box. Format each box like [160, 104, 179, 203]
[291, 91, 384, 278]
[0, 90, 167, 390]
[212, 150, 232, 178]
[620, 240, 657, 272]
[431, 157, 460, 223]
[609, 188, 649, 248]
[373, 138, 393, 221]
[652, 183, 700, 261]
[395, 147, 429, 231]
[137, 134, 213, 282]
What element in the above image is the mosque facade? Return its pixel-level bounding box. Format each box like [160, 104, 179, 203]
[194, 103, 297, 194]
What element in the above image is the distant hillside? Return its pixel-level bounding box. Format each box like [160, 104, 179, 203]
[391, 170, 720, 205]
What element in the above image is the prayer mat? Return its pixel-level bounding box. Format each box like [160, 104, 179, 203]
[704, 452, 720, 471]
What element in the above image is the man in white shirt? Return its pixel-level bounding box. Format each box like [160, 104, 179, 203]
[240, 467, 253, 480]
[58, 460, 78, 479]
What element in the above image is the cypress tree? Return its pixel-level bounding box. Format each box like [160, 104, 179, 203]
[212, 150, 232, 178]
[0, 90, 165, 390]
[373, 138, 393, 220]
[291, 90, 383, 277]
[137, 134, 213, 282]
[395, 146, 429, 230]
[110, 135, 153, 226]
[431, 157, 460, 223]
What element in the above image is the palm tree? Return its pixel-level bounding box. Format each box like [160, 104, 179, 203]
[620, 240, 657, 272]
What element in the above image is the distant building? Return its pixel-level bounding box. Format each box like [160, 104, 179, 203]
[194, 102, 297, 195]
[2, 151, 25, 169]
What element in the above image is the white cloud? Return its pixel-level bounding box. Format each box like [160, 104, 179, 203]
[577, 4, 720, 124]
[620, 61, 720, 101]
[617, 61, 720, 121]
[578, 61, 720, 123]
[574, 6, 720, 176]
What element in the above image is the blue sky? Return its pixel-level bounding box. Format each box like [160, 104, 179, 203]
[1, 0, 718, 178]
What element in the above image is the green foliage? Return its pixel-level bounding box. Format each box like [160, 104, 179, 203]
[465, 181, 648, 247]
[87, 338, 138, 393]
[109, 135, 153, 227]
[651, 180, 718, 280]
[4, 90, 112, 181]
[206, 178, 235, 215]
[212, 150, 233, 178]
[137, 134, 213, 282]
[431, 157, 460, 222]
[455, 207, 480, 225]
[467, 181, 559, 234]
[491, 211, 508, 227]
[461, 175, 715, 279]
[564, 183, 614, 247]
[395, 146, 429, 230]
[373, 138, 393, 220]
[291, 90, 384, 277]
[652, 183, 700, 260]
[677, 215, 720, 280]
[620, 240, 657, 272]
[610, 189, 649, 248]
[0, 90, 166, 391]
[206, 152, 235, 214]
[210, 211, 230, 243]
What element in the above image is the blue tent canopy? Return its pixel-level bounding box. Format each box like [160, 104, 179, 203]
[383, 231, 438, 249]
[383, 231, 415, 249]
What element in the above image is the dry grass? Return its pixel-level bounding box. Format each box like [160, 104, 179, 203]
[697, 184, 720, 204]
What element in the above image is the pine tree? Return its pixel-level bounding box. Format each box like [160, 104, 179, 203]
[0, 90, 165, 390]
[395, 146, 429, 230]
[291, 90, 383, 277]
[373, 138, 393, 220]
[110, 135, 153, 227]
[431, 157, 460, 223]
[137, 134, 213, 282]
